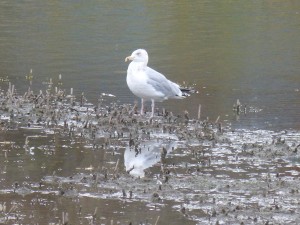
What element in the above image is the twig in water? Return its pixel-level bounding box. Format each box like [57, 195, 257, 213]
[198, 104, 201, 120]
[184, 110, 189, 121]
[93, 207, 98, 222]
[236, 99, 241, 115]
[129, 101, 138, 115]
[80, 92, 84, 106]
[154, 215, 160, 225]
[126, 165, 134, 174]
[113, 159, 119, 175]
[62, 212, 69, 225]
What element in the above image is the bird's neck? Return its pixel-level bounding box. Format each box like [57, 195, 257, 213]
[130, 61, 147, 71]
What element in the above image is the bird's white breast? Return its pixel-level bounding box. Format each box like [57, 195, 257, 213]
[126, 62, 164, 100]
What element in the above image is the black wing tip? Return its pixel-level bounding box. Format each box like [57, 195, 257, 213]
[180, 87, 198, 96]
[180, 88, 192, 93]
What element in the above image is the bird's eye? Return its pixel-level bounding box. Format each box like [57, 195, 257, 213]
[136, 52, 141, 56]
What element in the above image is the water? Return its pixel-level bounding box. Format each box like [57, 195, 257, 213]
[1, 104, 300, 224]
[1, 1, 300, 224]
[1, 1, 300, 130]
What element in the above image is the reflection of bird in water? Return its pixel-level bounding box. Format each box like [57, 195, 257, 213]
[124, 138, 177, 177]
[125, 49, 190, 117]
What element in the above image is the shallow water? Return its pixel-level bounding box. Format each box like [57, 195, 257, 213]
[1, 1, 300, 130]
[1, 1, 300, 224]
[0, 91, 300, 224]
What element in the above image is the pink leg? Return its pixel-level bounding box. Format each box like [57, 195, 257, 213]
[140, 98, 144, 115]
[151, 99, 155, 117]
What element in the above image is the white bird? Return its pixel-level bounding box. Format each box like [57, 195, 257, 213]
[125, 49, 188, 117]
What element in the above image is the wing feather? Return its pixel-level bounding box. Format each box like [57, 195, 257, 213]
[145, 67, 182, 99]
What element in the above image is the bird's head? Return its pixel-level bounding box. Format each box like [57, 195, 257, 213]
[125, 49, 149, 65]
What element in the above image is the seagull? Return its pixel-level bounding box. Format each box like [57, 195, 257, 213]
[125, 49, 188, 117]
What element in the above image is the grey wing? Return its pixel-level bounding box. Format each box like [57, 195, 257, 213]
[145, 67, 183, 98]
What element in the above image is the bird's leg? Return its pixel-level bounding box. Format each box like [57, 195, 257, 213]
[140, 98, 144, 115]
[151, 99, 155, 117]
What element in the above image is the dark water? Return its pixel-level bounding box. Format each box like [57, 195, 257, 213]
[1, 1, 300, 224]
[0, 128, 194, 224]
[1, 0, 300, 130]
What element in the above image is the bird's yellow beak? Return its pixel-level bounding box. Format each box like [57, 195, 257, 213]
[125, 55, 134, 62]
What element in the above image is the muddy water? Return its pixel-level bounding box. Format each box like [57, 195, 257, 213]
[0, 129, 193, 224]
[0, 90, 300, 224]
[1, 1, 300, 224]
[1, 1, 300, 129]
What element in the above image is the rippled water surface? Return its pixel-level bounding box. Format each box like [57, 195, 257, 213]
[1, 0, 300, 129]
[1, 1, 300, 224]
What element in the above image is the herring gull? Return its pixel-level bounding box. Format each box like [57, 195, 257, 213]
[125, 49, 188, 117]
